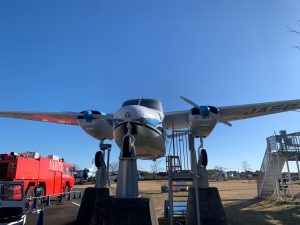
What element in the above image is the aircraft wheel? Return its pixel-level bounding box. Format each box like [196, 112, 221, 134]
[200, 149, 208, 167]
[95, 151, 103, 168]
[123, 136, 132, 157]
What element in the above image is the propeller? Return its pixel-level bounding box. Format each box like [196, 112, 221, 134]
[180, 96, 232, 127]
[79, 110, 102, 122]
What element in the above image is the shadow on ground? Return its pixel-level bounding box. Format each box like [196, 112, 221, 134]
[224, 198, 300, 225]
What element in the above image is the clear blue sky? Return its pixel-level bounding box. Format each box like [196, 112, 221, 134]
[0, 1, 300, 172]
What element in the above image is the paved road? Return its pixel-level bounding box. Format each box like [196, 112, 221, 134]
[25, 188, 84, 225]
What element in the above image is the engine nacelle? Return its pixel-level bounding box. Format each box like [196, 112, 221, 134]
[78, 111, 113, 140]
[188, 106, 218, 137]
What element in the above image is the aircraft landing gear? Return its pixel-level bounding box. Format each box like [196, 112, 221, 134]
[95, 141, 111, 188]
[116, 122, 139, 198]
[198, 137, 208, 167]
[122, 134, 135, 158]
[197, 137, 209, 188]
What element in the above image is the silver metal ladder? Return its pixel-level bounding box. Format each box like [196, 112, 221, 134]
[166, 130, 201, 225]
[167, 156, 194, 225]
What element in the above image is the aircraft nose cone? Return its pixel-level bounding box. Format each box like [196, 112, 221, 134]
[125, 111, 131, 118]
[114, 106, 143, 122]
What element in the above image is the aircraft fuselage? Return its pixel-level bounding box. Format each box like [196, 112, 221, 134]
[114, 102, 166, 159]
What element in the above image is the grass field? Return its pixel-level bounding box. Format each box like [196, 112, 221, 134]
[107, 179, 300, 225]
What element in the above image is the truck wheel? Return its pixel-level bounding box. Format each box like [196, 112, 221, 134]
[25, 188, 35, 209]
[64, 186, 69, 200]
[36, 187, 45, 205]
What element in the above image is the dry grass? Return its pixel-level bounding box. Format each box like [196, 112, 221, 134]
[78, 180, 300, 225]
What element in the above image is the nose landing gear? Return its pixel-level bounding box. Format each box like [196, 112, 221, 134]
[116, 122, 139, 198]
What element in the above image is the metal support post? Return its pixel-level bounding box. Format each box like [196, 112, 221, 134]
[95, 141, 112, 189]
[188, 133, 201, 225]
[296, 155, 300, 182]
[286, 159, 294, 198]
[106, 147, 111, 186]
[276, 154, 285, 200]
[116, 123, 139, 198]
[46, 196, 51, 206]
[116, 149, 139, 198]
[167, 164, 174, 225]
[95, 150, 107, 188]
[197, 137, 209, 188]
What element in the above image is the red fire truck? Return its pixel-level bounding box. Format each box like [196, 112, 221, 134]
[0, 152, 75, 208]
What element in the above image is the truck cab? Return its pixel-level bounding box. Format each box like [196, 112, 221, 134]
[0, 181, 26, 225]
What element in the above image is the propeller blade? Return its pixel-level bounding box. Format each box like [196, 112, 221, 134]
[180, 96, 200, 108]
[217, 116, 233, 127]
[180, 96, 232, 126]
[210, 113, 232, 127]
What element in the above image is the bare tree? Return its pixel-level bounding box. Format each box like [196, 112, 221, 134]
[150, 159, 162, 174]
[287, 20, 300, 50]
[109, 162, 119, 172]
[73, 164, 81, 170]
[214, 166, 223, 171]
[241, 161, 251, 172]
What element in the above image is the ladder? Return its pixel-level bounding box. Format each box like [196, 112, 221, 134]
[167, 156, 194, 225]
[166, 130, 201, 225]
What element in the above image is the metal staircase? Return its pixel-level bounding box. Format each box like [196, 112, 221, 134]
[166, 130, 201, 225]
[258, 131, 300, 198]
[167, 156, 194, 223]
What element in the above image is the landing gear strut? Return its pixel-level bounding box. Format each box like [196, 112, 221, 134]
[196, 137, 209, 188]
[116, 122, 139, 198]
[95, 141, 111, 188]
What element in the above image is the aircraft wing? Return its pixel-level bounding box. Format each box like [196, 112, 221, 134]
[164, 99, 300, 129]
[0, 111, 114, 125]
[219, 99, 300, 121]
[164, 110, 190, 130]
[0, 111, 82, 125]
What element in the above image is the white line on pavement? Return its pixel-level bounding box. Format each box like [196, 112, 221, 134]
[72, 202, 81, 207]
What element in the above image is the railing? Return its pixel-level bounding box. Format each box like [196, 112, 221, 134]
[257, 145, 271, 196]
[258, 131, 300, 198]
[26, 190, 82, 210]
[274, 132, 300, 152]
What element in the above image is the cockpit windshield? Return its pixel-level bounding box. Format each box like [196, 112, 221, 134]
[122, 99, 163, 111]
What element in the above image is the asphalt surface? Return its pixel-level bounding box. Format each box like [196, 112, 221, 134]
[25, 188, 83, 225]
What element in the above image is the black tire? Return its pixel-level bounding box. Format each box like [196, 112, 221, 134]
[25, 187, 35, 209]
[200, 149, 208, 167]
[95, 151, 103, 168]
[123, 136, 132, 157]
[36, 186, 45, 205]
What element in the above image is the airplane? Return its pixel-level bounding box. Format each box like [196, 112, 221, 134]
[0, 96, 300, 163]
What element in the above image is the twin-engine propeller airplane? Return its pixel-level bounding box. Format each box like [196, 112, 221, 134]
[0, 96, 300, 161]
[1, 96, 300, 197]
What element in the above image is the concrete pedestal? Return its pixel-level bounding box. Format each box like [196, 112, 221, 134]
[90, 197, 158, 225]
[76, 188, 109, 225]
[76, 187, 158, 225]
[186, 187, 227, 225]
